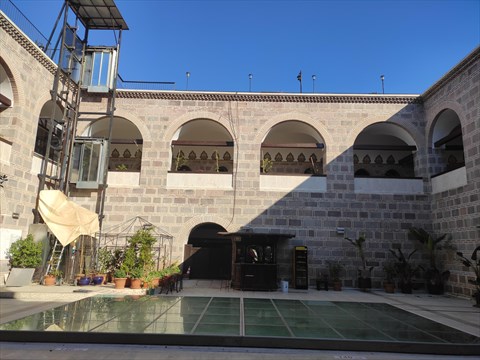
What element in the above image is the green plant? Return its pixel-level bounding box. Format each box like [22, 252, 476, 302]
[327, 261, 344, 281]
[390, 247, 421, 293]
[129, 266, 144, 279]
[261, 155, 273, 174]
[96, 247, 114, 273]
[48, 268, 63, 277]
[114, 268, 127, 278]
[345, 233, 373, 277]
[116, 164, 128, 171]
[457, 246, 480, 298]
[7, 234, 43, 268]
[174, 151, 188, 171]
[409, 227, 454, 294]
[383, 261, 397, 284]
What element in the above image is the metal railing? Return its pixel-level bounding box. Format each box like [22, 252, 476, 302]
[0, 0, 53, 57]
[117, 74, 176, 91]
[2, 0, 176, 92]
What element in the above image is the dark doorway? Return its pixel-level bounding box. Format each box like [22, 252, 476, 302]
[186, 223, 231, 280]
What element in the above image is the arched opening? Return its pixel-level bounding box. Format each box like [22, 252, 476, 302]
[354, 123, 417, 178]
[0, 61, 14, 110]
[34, 101, 64, 161]
[83, 116, 143, 172]
[261, 120, 325, 175]
[171, 119, 234, 173]
[184, 223, 230, 280]
[430, 109, 464, 175]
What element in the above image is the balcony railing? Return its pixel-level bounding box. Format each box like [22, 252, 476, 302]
[117, 75, 175, 91]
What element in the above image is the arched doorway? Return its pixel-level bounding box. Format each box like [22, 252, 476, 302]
[185, 223, 231, 280]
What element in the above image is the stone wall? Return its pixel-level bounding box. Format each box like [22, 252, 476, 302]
[423, 49, 480, 297]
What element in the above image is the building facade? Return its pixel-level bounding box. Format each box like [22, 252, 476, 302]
[1, 9, 479, 297]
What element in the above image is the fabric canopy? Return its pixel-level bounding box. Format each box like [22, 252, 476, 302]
[38, 190, 99, 246]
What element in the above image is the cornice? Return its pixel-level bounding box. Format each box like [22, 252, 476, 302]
[117, 90, 421, 104]
[0, 11, 56, 76]
[420, 46, 480, 101]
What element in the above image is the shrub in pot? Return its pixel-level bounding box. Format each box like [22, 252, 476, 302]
[6, 234, 43, 286]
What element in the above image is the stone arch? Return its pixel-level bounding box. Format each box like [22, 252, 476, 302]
[176, 215, 235, 258]
[76, 110, 151, 144]
[425, 100, 466, 147]
[352, 121, 419, 178]
[0, 58, 17, 109]
[81, 116, 145, 172]
[164, 110, 235, 143]
[426, 102, 466, 175]
[166, 111, 235, 173]
[347, 116, 423, 151]
[255, 112, 333, 163]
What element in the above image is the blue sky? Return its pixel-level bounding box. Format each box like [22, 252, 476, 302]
[9, 0, 480, 94]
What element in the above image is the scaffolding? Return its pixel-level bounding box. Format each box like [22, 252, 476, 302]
[32, 0, 128, 279]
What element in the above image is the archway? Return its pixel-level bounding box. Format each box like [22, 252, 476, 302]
[84, 116, 143, 172]
[430, 108, 464, 175]
[171, 119, 234, 173]
[185, 223, 231, 280]
[260, 120, 325, 175]
[353, 122, 417, 178]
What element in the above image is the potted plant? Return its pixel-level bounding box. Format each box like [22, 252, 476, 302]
[456, 246, 480, 307]
[96, 247, 113, 284]
[113, 268, 127, 289]
[409, 227, 454, 294]
[345, 233, 373, 291]
[383, 261, 396, 293]
[129, 266, 144, 289]
[327, 261, 344, 291]
[44, 268, 62, 286]
[6, 234, 43, 286]
[390, 247, 421, 294]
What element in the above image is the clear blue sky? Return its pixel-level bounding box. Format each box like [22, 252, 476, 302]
[10, 0, 480, 94]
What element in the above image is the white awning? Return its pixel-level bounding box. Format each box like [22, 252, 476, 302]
[38, 190, 99, 246]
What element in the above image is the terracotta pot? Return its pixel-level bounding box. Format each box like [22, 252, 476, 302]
[384, 282, 395, 293]
[114, 277, 127, 289]
[43, 275, 56, 286]
[333, 281, 342, 291]
[130, 278, 142, 289]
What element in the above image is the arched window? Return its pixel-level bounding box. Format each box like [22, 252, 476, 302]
[171, 119, 234, 174]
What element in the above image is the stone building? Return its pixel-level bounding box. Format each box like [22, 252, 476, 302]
[0, 6, 479, 297]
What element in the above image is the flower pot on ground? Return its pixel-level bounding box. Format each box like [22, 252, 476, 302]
[77, 276, 91, 286]
[409, 227, 454, 295]
[6, 234, 43, 286]
[92, 275, 104, 285]
[456, 246, 480, 307]
[43, 274, 56, 286]
[129, 267, 144, 289]
[327, 261, 344, 291]
[383, 261, 396, 294]
[113, 268, 127, 289]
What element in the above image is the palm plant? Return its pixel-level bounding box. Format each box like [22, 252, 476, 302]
[409, 227, 454, 294]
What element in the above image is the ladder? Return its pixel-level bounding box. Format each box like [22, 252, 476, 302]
[45, 237, 65, 277]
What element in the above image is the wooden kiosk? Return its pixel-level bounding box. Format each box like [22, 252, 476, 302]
[219, 231, 295, 291]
